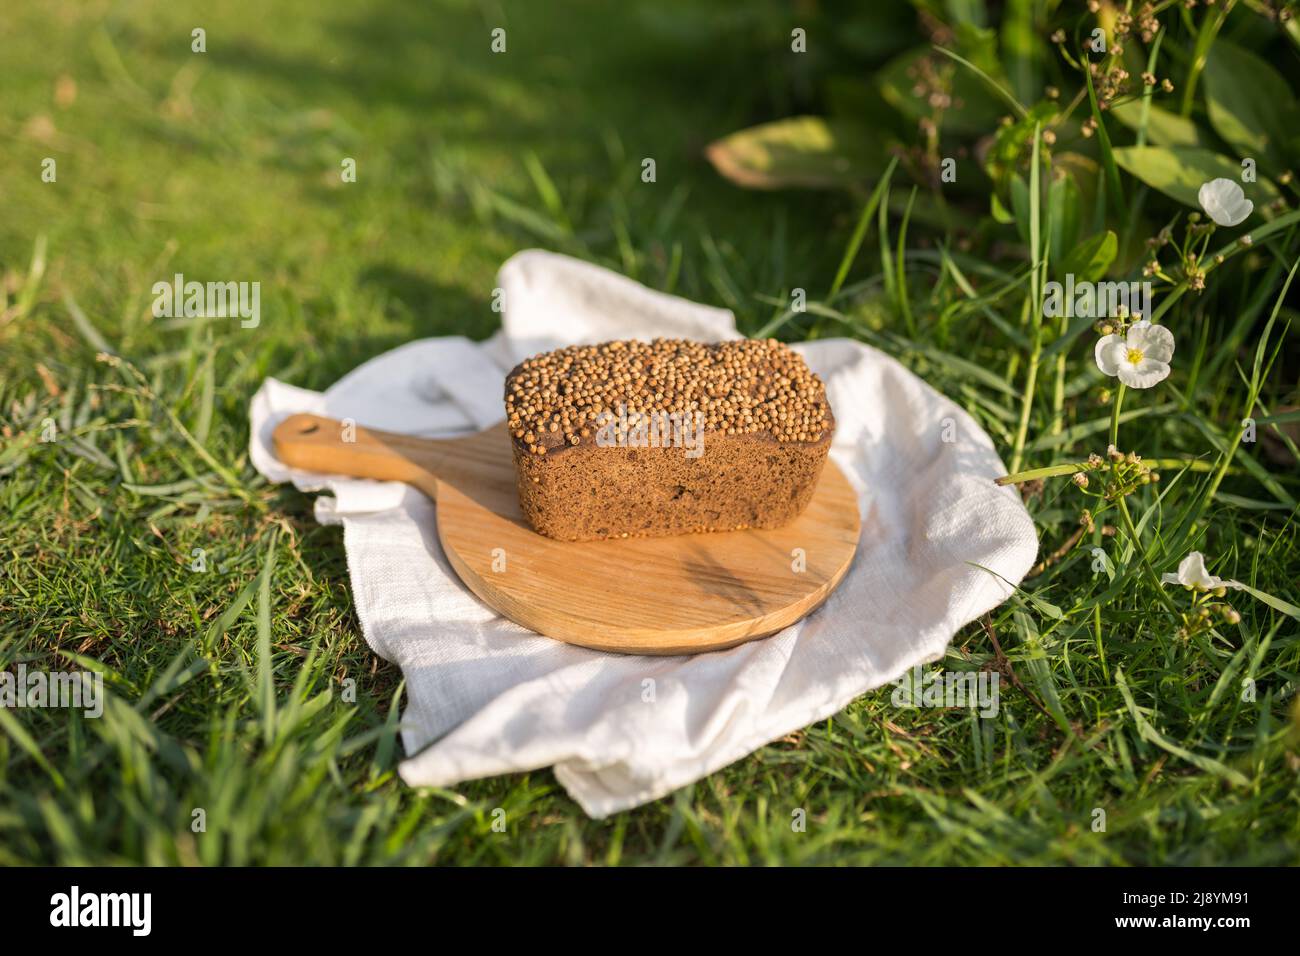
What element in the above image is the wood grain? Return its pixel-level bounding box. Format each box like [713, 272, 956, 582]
[272, 413, 860, 655]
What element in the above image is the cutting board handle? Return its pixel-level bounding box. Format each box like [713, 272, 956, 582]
[271, 413, 450, 498]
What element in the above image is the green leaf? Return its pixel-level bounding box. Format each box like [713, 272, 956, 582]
[1053, 151, 1100, 227]
[828, 156, 899, 299]
[1111, 101, 1206, 148]
[1113, 146, 1279, 210]
[705, 116, 883, 191]
[192, 340, 215, 446]
[982, 101, 1057, 196]
[1009, 173, 1030, 245]
[989, 191, 1014, 224]
[256, 529, 279, 744]
[953, 23, 1000, 75]
[1048, 172, 1081, 267]
[1256, 409, 1300, 425]
[470, 183, 570, 241]
[1084, 65, 1126, 219]
[1000, 0, 1041, 106]
[1114, 669, 1249, 786]
[1203, 40, 1294, 172]
[1060, 230, 1117, 282]
[1234, 583, 1300, 620]
[63, 290, 115, 355]
[0, 706, 66, 789]
[1016, 588, 1063, 620]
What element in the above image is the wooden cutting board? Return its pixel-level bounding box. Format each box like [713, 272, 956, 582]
[272, 413, 860, 655]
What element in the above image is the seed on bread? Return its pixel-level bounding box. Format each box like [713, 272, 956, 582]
[503, 337, 832, 454]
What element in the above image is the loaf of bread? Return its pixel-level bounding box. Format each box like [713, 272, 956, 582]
[504, 338, 834, 541]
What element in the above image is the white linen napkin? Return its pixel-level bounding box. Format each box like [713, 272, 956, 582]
[248, 249, 1037, 817]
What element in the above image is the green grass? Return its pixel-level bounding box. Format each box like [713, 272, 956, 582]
[1, 0, 1298, 865]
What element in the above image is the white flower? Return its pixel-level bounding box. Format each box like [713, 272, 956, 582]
[1160, 551, 1242, 590]
[1095, 320, 1174, 388]
[1197, 178, 1252, 227]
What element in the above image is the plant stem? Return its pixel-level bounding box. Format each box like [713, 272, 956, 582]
[1151, 208, 1300, 324]
[1010, 125, 1045, 473]
[1109, 383, 1126, 449]
[1116, 494, 1179, 614]
[1105, 380, 1177, 612]
[995, 456, 1217, 486]
[1051, 315, 1067, 436]
[1094, 604, 1108, 681]
[1180, 0, 1235, 117]
[1009, 349, 1040, 475]
[1008, 297, 1038, 475]
[1187, 255, 1299, 528]
[827, 156, 897, 301]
